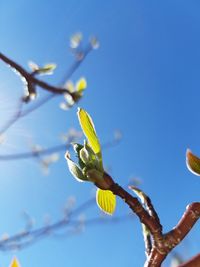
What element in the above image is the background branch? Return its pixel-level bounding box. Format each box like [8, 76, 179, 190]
[0, 197, 132, 252]
[0, 137, 121, 161]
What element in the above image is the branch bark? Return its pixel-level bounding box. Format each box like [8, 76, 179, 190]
[178, 253, 200, 267]
[100, 172, 200, 267]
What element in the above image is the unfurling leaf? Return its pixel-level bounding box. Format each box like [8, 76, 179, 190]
[186, 149, 200, 176]
[37, 63, 57, 75]
[10, 257, 20, 267]
[65, 152, 87, 182]
[76, 78, 87, 93]
[96, 188, 116, 215]
[77, 108, 102, 157]
[28, 61, 56, 75]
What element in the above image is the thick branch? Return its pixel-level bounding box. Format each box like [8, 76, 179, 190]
[164, 202, 200, 250]
[145, 202, 200, 266]
[100, 173, 200, 267]
[144, 247, 166, 267]
[178, 253, 200, 267]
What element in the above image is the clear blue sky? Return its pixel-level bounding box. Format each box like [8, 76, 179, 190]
[1, 1, 200, 266]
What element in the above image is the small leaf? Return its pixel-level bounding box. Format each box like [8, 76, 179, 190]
[38, 63, 57, 75]
[96, 189, 116, 215]
[10, 257, 20, 267]
[77, 108, 101, 156]
[65, 152, 87, 182]
[76, 78, 87, 93]
[186, 149, 200, 176]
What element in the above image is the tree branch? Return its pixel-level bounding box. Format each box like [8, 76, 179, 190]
[178, 253, 200, 267]
[100, 173, 163, 243]
[0, 197, 132, 252]
[0, 45, 92, 135]
[99, 173, 200, 267]
[0, 52, 68, 95]
[0, 137, 121, 161]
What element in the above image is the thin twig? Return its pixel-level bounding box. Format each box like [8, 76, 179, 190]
[0, 196, 132, 251]
[0, 138, 121, 161]
[0, 46, 92, 135]
[0, 99, 23, 135]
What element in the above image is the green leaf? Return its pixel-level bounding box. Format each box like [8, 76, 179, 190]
[96, 189, 116, 215]
[77, 108, 102, 160]
[38, 63, 57, 75]
[76, 78, 87, 93]
[186, 149, 200, 176]
[65, 152, 87, 182]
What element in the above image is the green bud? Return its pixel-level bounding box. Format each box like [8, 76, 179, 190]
[79, 146, 91, 165]
[65, 152, 88, 182]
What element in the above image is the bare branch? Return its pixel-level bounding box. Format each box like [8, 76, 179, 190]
[0, 137, 121, 161]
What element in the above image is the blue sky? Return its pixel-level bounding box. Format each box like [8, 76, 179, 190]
[1, 1, 200, 266]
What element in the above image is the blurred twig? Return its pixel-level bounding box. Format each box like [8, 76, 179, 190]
[0, 197, 133, 251]
[0, 135, 121, 161]
[0, 43, 92, 135]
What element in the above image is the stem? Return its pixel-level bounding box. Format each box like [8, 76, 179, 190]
[109, 182, 163, 241]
